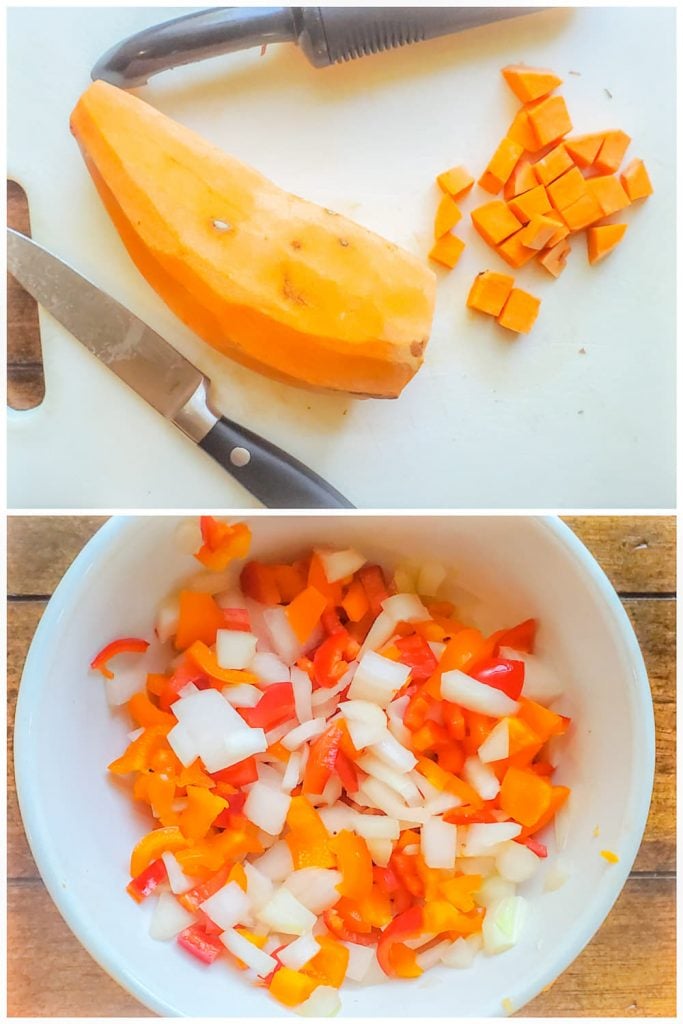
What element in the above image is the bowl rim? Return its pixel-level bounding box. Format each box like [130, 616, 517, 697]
[13, 514, 656, 1018]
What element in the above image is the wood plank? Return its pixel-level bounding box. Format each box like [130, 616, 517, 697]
[7, 517, 107, 595]
[563, 516, 676, 594]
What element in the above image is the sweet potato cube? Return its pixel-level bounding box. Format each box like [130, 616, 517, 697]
[502, 65, 563, 104]
[479, 137, 524, 194]
[620, 158, 653, 201]
[561, 191, 603, 231]
[507, 108, 541, 152]
[586, 175, 630, 217]
[466, 270, 515, 316]
[526, 95, 572, 148]
[538, 239, 571, 278]
[587, 224, 627, 265]
[497, 288, 541, 334]
[563, 133, 605, 168]
[594, 130, 631, 174]
[434, 194, 462, 238]
[504, 156, 538, 200]
[437, 165, 475, 199]
[429, 233, 465, 269]
[534, 144, 574, 186]
[507, 185, 551, 224]
[547, 166, 588, 211]
[544, 211, 570, 246]
[496, 230, 538, 268]
[518, 215, 562, 251]
[471, 202, 522, 246]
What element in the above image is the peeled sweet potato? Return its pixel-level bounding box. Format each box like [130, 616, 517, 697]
[70, 82, 435, 399]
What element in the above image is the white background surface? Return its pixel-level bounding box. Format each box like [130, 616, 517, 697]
[7, 6, 676, 509]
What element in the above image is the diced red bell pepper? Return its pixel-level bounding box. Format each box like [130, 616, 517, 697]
[321, 608, 346, 635]
[240, 561, 281, 605]
[177, 923, 224, 964]
[323, 907, 379, 946]
[334, 749, 359, 793]
[195, 517, 251, 572]
[126, 858, 167, 902]
[519, 835, 548, 858]
[493, 617, 538, 654]
[376, 905, 424, 977]
[395, 634, 438, 683]
[240, 682, 295, 730]
[178, 864, 233, 912]
[91, 637, 149, 680]
[213, 792, 247, 826]
[357, 564, 391, 616]
[468, 657, 525, 700]
[158, 657, 210, 712]
[302, 721, 354, 795]
[210, 756, 258, 788]
[220, 607, 251, 632]
[442, 701, 466, 741]
[313, 630, 359, 689]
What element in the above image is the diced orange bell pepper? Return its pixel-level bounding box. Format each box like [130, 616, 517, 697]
[227, 861, 248, 891]
[194, 517, 251, 572]
[389, 943, 423, 978]
[463, 710, 497, 755]
[179, 785, 228, 842]
[423, 899, 483, 934]
[415, 757, 483, 808]
[108, 725, 170, 774]
[437, 743, 466, 776]
[517, 698, 569, 742]
[410, 720, 452, 753]
[178, 759, 216, 789]
[130, 825, 190, 878]
[341, 578, 370, 622]
[286, 585, 328, 643]
[128, 691, 176, 729]
[146, 773, 177, 822]
[520, 783, 570, 838]
[269, 967, 318, 1007]
[332, 830, 373, 901]
[500, 766, 553, 826]
[185, 640, 258, 686]
[439, 873, 483, 912]
[286, 795, 336, 869]
[307, 552, 345, 609]
[301, 935, 350, 988]
[240, 561, 281, 605]
[424, 627, 488, 698]
[174, 591, 225, 651]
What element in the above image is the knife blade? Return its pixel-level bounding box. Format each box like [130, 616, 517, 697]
[7, 228, 354, 509]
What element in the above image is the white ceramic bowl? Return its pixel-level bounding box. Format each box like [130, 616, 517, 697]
[15, 515, 654, 1017]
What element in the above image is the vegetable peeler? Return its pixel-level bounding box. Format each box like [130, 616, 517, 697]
[92, 6, 540, 87]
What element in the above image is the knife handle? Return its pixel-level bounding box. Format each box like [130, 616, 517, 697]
[199, 416, 355, 509]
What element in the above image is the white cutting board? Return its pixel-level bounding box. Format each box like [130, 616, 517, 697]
[7, 6, 676, 509]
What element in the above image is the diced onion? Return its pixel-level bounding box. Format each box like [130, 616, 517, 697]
[370, 730, 417, 773]
[161, 851, 193, 895]
[222, 683, 262, 708]
[342, 941, 376, 982]
[252, 840, 294, 882]
[348, 651, 410, 708]
[317, 804, 358, 834]
[244, 781, 291, 835]
[424, 791, 462, 815]
[251, 652, 291, 685]
[416, 939, 452, 970]
[381, 592, 430, 623]
[358, 778, 428, 824]
[243, 862, 274, 911]
[285, 868, 343, 914]
[543, 856, 573, 892]
[257, 887, 317, 935]
[440, 669, 519, 717]
[417, 561, 447, 597]
[174, 518, 202, 554]
[482, 895, 528, 954]
[462, 822, 522, 857]
[149, 891, 195, 940]
[365, 837, 393, 867]
[440, 935, 477, 969]
[215, 729, 266, 773]
[200, 881, 252, 930]
[338, 699, 386, 729]
[104, 670, 147, 707]
[352, 813, 400, 841]
[290, 666, 313, 723]
[263, 606, 304, 665]
[474, 874, 517, 908]
[316, 773, 343, 807]
[357, 753, 423, 805]
[221, 928, 278, 977]
[421, 817, 457, 869]
[281, 751, 303, 792]
[316, 547, 366, 583]
[496, 841, 540, 883]
[278, 931, 320, 970]
[155, 596, 180, 643]
[294, 985, 341, 1017]
[499, 646, 564, 703]
[478, 719, 510, 763]
[358, 611, 397, 656]
[216, 630, 258, 670]
[282, 718, 326, 751]
[166, 722, 199, 767]
[463, 755, 500, 800]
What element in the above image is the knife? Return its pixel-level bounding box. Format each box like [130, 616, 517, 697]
[7, 228, 354, 509]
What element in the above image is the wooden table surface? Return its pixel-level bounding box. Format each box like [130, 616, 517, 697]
[7, 516, 676, 1017]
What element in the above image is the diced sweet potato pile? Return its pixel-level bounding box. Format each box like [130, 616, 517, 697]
[430, 61, 653, 337]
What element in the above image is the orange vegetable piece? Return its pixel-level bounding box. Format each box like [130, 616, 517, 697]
[186, 640, 259, 686]
[466, 270, 515, 316]
[130, 825, 190, 878]
[227, 861, 248, 891]
[341, 578, 370, 622]
[538, 239, 570, 278]
[241, 561, 281, 605]
[307, 552, 344, 609]
[497, 288, 541, 335]
[195, 518, 251, 572]
[507, 185, 551, 224]
[586, 175, 630, 217]
[518, 215, 562, 251]
[587, 224, 628, 265]
[520, 783, 570, 837]
[128, 691, 175, 729]
[502, 65, 563, 103]
[533, 144, 574, 186]
[561, 191, 603, 231]
[439, 874, 483, 912]
[500, 766, 552, 826]
[286, 585, 327, 643]
[594, 130, 631, 174]
[506, 108, 541, 152]
[415, 756, 483, 808]
[601, 849, 620, 865]
[108, 725, 170, 775]
[546, 166, 588, 211]
[272, 563, 306, 603]
[437, 164, 475, 199]
[179, 785, 228, 842]
[496, 230, 537, 269]
[174, 590, 225, 651]
[471, 201, 522, 246]
[504, 155, 538, 200]
[302, 935, 350, 988]
[620, 158, 653, 201]
[563, 133, 605, 168]
[269, 967, 317, 1007]
[429, 233, 465, 269]
[332, 830, 373, 901]
[434, 194, 462, 238]
[526, 95, 573, 148]
[544, 211, 570, 246]
[517, 698, 569, 742]
[286, 795, 336, 868]
[479, 137, 524, 194]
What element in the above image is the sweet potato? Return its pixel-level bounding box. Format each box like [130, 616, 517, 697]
[587, 224, 627, 265]
[502, 65, 563, 103]
[526, 96, 573, 148]
[479, 137, 524, 194]
[466, 271, 515, 316]
[538, 238, 571, 278]
[620, 159, 653, 201]
[533, 144, 574, 186]
[437, 165, 475, 199]
[497, 288, 541, 334]
[471, 202, 522, 246]
[434, 194, 462, 238]
[429, 234, 465, 269]
[507, 185, 552, 224]
[586, 175, 631, 217]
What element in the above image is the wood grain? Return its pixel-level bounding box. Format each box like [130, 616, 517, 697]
[7, 516, 675, 1017]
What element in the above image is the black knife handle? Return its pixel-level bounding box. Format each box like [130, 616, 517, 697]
[199, 416, 354, 509]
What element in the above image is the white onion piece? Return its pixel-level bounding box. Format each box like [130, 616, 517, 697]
[410, 771, 442, 802]
[244, 782, 290, 835]
[417, 561, 447, 597]
[478, 719, 510, 763]
[281, 751, 303, 792]
[543, 856, 573, 892]
[282, 718, 326, 751]
[352, 813, 400, 841]
[285, 868, 343, 914]
[149, 891, 195, 940]
[381, 592, 430, 623]
[496, 842, 540, 883]
[166, 722, 199, 768]
[174, 518, 202, 554]
[482, 895, 528, 954]
[216, 630, 258, 670]
[342, 941, 376, 982]
[462, 822, 522, 857]
[359, 778, 428, 824]
[243, 862, 274, 912]
[387, 716, 412, 748]
[386, 694, 410, 723]
[278, 932, 320, 970]
[311, 665, 357, 708]
[359, 611, 397, 656]
[357, 753, 422, 805]
[104, 670, 147, 707]
[441, 669, 519, 717]
[338, 699, 386, 729]
[215, 588, 248, 611]
[263, 606, 304, 665]
[317, 547, 366, 583]
[251, 652, 291, 685]
[290, 666, 313, 723]
[440, 935, 477, 969]
[424, 792, 462, 815]
[348, 651, 410, 708]
[393, 564, 418, 593]
[421, 817, 458, 869]
[161, 852, 193, 895]
[365, 838, 393, 867]
[265, 718, 298, 746]
[257, 887, 317, 935]
[255, 762, 285, 787]
[474, 875, 516, 908]
[499, 646, 564, 703]
[416, 939, 452, 971]
[370, 730, 417, 773]
[200, 881, 252, 930]
[184, 569, 234, 594]
[217, 729, 267, 772]
[317, 773, 343, 807]
[295, 985, 341, 1017]
[252, 840, 294, 882]
[155, 596, 180, 643]
[463, 755, 500, 801]
[220, 928, 278, 976]
[172, 688, 258, 771]
[317, 804, 357, 834]
[222, 683, 262, 708]
[456, 855, 497, 876]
